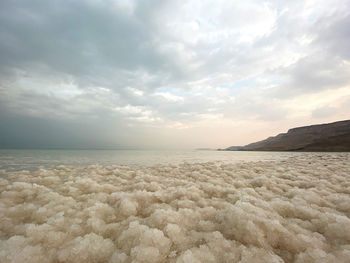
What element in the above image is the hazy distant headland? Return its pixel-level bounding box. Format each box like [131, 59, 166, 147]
[220, 119, 350, 152]
[195, 148, 215, 151]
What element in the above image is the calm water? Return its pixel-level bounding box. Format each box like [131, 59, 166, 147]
[0, 149, 348, 172]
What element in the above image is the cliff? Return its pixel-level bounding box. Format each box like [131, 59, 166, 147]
[223, 120, 350, 152]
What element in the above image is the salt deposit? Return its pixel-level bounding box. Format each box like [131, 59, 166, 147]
[1, 154, 350, 262]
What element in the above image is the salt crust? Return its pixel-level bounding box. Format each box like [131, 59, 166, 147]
[1, 155, 350, 262]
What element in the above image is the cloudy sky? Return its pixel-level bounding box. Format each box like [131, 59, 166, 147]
[1, 0, 350, 149]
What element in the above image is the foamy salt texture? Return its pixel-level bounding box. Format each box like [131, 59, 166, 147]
[1, 155, 350, 262]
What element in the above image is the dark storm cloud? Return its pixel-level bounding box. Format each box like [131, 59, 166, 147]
[0, 0, 164, 73]
[0, 0, 187, 102]
[0, 0, 176, 148]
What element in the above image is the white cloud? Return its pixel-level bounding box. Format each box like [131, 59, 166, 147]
[155, 92, 184, 102]
[126, 87, 144, 96]
[284, 86, 350, 119]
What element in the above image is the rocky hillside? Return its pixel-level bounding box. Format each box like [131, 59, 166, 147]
[223, 120, 350, 151]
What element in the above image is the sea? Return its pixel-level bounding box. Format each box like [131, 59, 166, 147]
[0, 148, 348, 172]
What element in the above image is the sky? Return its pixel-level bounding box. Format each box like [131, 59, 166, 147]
[0, 0, 350, 149]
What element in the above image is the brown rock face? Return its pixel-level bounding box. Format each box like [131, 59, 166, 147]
[225, 120, 350, 152]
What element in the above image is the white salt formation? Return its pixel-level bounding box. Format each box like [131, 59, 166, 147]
[1, 155, 350, 262]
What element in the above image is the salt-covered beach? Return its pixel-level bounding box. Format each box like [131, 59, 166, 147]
[1, 154, 350, 262]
